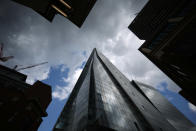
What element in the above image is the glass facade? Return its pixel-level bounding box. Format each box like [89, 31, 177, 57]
[53, 49, 196, 131]
[93, 53, 140, 130]
[135, 82, 196, 131]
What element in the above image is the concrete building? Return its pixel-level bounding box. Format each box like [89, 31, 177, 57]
[53, 49, 196, 131]
[12, 0, 97, 27]
[0, 65, 52, 131]
[129, 0, 196, 105]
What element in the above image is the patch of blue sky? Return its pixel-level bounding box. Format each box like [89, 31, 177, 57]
[80, 61, 86, 69]
[157, 81, 196, 125]
[38, 64, 69, 131]
[43, 64, 70, 89]
[38, 98, 67, 131]
[82, 51, 87, 57]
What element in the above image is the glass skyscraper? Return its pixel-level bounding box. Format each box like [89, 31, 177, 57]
[53, 49, 196, 131]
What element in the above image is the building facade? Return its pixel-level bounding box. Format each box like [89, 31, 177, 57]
[12, 0, 97, 27]
[0, 65, 52, 131]
[53, 49, 196, 131]
[129, 0, 196, 105]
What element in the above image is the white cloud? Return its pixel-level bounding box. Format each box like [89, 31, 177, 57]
[52, 68, 82, 100]
[188, 103, 196, 112]
[22, 65, 50, 84]
[51, 28, 181, 101]
[99, 29, 181, 93]
[1, 0, 181, 99]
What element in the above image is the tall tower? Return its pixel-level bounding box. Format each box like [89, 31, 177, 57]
[53, 49, 196, 131]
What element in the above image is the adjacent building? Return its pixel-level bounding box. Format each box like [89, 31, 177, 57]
[12, 0, 97, 27]
[53, 49, 196, 131]
[0, 65, 52, 131]
[129, 0, 196, 105]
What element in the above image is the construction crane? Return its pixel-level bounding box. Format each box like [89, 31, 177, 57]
[15, 62, 48, 71]
[0, 43, 14, 62]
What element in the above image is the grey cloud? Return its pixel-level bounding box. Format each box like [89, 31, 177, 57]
[0, 0, 181, 95]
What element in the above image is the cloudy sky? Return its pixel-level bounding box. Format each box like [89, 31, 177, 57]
[0, 0, 196, 130]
